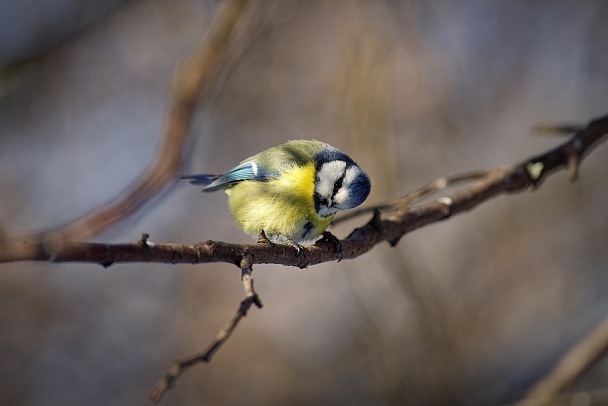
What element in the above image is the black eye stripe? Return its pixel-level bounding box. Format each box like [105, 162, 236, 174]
[332, 176, 344, 197]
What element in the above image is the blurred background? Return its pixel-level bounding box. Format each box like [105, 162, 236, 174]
[1, 1, 608, 405]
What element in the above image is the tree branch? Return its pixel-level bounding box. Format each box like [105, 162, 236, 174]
[2, 113, 606, 268]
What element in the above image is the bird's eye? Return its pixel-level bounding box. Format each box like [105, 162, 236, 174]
[332, 178, 343, 195]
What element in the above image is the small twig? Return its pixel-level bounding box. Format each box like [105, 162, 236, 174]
[240, 254, 263, 309]
[532, 122, 586, 136]
[331, 169, 492, 225]
[149, 254, 263, 403]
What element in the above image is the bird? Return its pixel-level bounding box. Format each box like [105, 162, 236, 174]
[181, 140, 371, 249]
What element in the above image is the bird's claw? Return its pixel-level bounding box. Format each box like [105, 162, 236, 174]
[284, 238, 304, 258]
[320, 231, 343, 262]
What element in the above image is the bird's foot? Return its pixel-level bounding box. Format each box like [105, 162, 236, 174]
[320, 231, 343, 262]
[261, 231, 305, 263]
[283, 237, 304, 258]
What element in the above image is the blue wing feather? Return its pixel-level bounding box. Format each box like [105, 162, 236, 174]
[182, 162, 273, 192]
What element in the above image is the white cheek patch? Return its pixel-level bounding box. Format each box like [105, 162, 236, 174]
[333, 188, 349, 205]
[343, 166, 361, 185]
[316, 160, 346, 199]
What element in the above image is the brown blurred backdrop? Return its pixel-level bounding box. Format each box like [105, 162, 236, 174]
[2, 1, 608, 405]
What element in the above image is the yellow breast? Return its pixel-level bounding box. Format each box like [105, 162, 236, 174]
[226, 163, 334, 241]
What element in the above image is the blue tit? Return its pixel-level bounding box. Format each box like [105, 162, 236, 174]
[182, 140, 371, 244]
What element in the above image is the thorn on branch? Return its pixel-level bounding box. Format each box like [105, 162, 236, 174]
[256, 229, 272, 245]
[368, 208, 384, 232]
[138, 233, 151, 247]
[567, 135, 583, 182]
[388, 237, 401, 247]
[567, 154, 580, 182]
[436, 197, 453, 218]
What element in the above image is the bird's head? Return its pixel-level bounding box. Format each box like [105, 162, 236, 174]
[313, 150, 371, 217]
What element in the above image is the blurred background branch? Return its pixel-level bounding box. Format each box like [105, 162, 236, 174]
[17, 0, 252, 243]
[517, 314, 608, 406]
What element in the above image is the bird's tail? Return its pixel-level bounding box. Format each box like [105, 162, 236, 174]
[180, 174, 220, 191]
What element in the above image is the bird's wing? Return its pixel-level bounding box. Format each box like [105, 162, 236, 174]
[183, 161, 274, 192]
[183, 140, 328, 192]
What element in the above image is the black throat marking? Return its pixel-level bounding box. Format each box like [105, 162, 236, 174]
[301, 221, 315, 239]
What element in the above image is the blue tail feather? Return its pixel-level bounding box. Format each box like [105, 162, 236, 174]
[180, 174, 219, 187]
